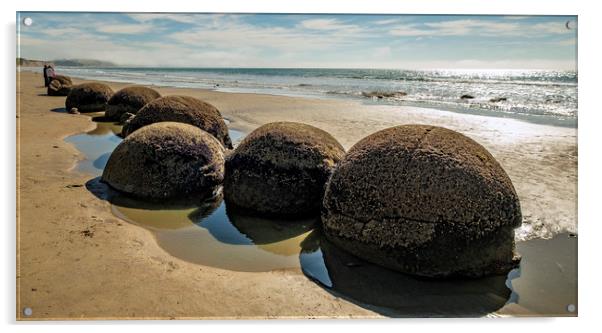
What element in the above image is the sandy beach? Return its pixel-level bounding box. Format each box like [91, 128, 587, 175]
[16, 70, 577, 319]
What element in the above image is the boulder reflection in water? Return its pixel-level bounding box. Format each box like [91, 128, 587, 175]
[300, 230, 514, 317]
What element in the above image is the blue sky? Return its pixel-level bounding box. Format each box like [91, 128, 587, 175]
[17, 13, 577, 69]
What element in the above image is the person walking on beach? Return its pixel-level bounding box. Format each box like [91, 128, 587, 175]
[44, 65, 55, 87]
[43, 65, 48, 87]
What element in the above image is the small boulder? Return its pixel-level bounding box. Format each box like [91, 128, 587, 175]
[68, 107, 80, 115]
[362, 91, 407, 99]
[105, 86, 161, 121]
[122, 95, 232, 149]
[101, 122, 226, 199]
[47, 75, 73, 96]
[322, 125, 522, 278]
[65, 82, 114, 113]
[489, 97, 508, 103]
[224, 122, 345, 216]
[460, 94, 475, 99]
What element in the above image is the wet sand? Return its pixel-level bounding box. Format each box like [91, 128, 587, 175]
[16, 71, 577, 319]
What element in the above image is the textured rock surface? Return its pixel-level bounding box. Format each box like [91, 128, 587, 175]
[105, 86, 161, 120]
[322, 124, 522, 278]
[224, 122, 345, 216]
[122, 95, 232, 149]
[65, 82, 114, 112]
[47, 75, 72, 96]
[102, 122, 225, 199]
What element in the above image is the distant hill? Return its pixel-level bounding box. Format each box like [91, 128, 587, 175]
[17, 58, 48, 67]
[17, 57, 116, 67]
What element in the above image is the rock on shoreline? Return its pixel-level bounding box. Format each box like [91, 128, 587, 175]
[102, 122, 226, 200]
[47, 75, 73, 96]
[122, 95, 233, 149]
[321, 124, 522, 278]
[105, 86, 161, 121]
[224, 122, 345, 217]
[65, 82, 114, 112]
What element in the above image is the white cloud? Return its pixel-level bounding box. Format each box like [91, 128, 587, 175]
[388, 19, 573, 37]
[298, 18, 359, 32]
[168, 19, 361, 53]
[373, 18, 404, 25]
[128, 13, 232, 26]
[423, 19, 522, 36]
[532, 21, 574, 34]
[38, 27, 83, 37]
[554, 38, 577, 46]
[96, 24, 154, 34]
[389, 25, 435, 37]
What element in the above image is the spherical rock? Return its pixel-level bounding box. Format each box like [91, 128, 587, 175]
[47, 75, 73, 96]
[224, 122, 345, 216]
[122, 95, 232, 149]
[321, 124, 522, 278]
[101, 122, 226, 199]
[105, 86, 161, 120]
[65, 82, 114, 112]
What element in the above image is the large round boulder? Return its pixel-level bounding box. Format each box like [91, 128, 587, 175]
[47, 75, 73, 96]
[122, 95, 232, 149]
[224, 122, 345, 216]
[101, 122, 226, 199]
[65, 82, 114, 112]
[105, 86, 161, 121]
[322, 125, 522, 278]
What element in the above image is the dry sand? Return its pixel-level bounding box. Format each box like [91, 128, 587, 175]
[16, 70, 577, 319]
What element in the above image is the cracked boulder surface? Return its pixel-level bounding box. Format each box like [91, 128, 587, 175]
[322, 124, 522, 278]
[122, 95, 233, 149]
[102, 122, 225, 200]
[65, 82, 114, 112]
[105, 86, 161, 121]
[47, 75, 73, 96]
[224, 122, 345, 217]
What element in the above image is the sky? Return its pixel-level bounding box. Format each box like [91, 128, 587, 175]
[17, 12, 577, 70]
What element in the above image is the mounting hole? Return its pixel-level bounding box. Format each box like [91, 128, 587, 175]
[22, 17, 33, 26]
[567, 304, 576, 313]
[23, 307, 32, 316]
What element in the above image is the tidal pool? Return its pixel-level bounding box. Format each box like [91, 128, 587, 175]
[299, 229, 577, 317]
[67, 117, 577, 317]
[109, 189, 317, 272]
[65, 114, 123, 175]
[70, 118, 313, 272]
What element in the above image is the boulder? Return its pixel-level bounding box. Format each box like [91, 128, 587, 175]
[105, 86, 161, 121]
[101, 122, 226, 199]
[224, 122, 345, 216]
[460, 94, 475, 99]
[321, 125, 522, 278]
[47, 75, 73, 96]
[122, 95, 232, 149]
[68, 107, 79, 115]
[65, 82, 114, 112]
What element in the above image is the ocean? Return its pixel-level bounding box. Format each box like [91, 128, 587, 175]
[36, 67, 577, 127]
